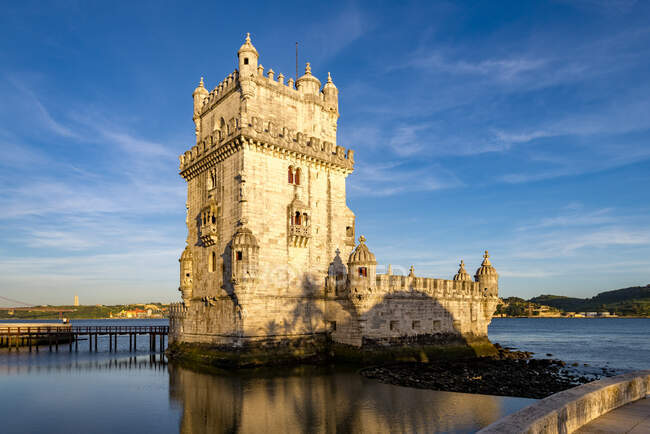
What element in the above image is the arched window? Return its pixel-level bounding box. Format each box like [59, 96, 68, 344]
[358, 267, 368, 277]
[288, 166, 294, 184]
[219, 118, 226, 140]
[295, 168, 301, 185]
[302, 213, 308, 226]
[294, 211, 301, 225]
[244, 58, 249, 65]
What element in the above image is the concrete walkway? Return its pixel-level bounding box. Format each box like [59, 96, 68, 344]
[576, 397, 650, 433]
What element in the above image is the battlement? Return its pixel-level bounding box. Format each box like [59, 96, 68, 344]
[374, 274, 490, 299]
[169, 302, 188, 318]
[179, 114, 354, 179]
[199, 70, 240, 114]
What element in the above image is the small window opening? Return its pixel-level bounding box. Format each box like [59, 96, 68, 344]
[295, 168, 301, 185]
[210, 252, 217, 272]
[288, 166, 294, 184]
[294, 211, 301, 225]
[432, 320, 441, 330]
[358, 267, 367, 277]
[329, 321, 336, 331]
[412, 320, 421, 330]
[390, 320, 399, 331]
[236, 251, 243, 261]
[185, 273, 190, 277]
[244, 58, 249, 65]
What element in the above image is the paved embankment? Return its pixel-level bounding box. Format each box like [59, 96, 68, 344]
[575, 397, 650, 433]
[478, 370, 650, 433]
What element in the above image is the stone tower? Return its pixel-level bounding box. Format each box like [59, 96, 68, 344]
[171, 34, 356, 350]
[169, 34, 500, 366]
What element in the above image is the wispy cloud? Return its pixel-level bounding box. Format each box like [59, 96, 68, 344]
[349, 161, 463, 197]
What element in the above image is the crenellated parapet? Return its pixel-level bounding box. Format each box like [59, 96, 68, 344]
[169, 302, 188, 319]
[197, 70, 240, 114]
[179, 115, 354, 179]
[374, 274, 492, 299]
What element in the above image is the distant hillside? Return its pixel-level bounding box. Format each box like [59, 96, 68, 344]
[530, 285, 650, 316]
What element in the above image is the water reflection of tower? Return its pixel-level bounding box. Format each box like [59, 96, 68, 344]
[167, 364, 507, 433]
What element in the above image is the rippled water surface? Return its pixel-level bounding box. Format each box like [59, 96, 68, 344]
[489, 317, 650, 373]
[0, 319, 532, 433]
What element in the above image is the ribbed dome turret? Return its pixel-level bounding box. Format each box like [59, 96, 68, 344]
[193, 77, 208, 97]
[453, 260, 471, 281]
[232, 226, 258, 248]
[296, 62, 321, 94]
[180, 245, 193, 262]
[348, 235, 377, 264]
[237, 32, 258, 57]
[323, 72, 337, 92]
[475, 251, 498, 279]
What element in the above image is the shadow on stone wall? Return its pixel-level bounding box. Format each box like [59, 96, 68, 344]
[331, 289, 496, 363]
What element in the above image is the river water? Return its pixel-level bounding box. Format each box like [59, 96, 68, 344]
[489, 317, 650, 374]
[2, 318, 648, 433]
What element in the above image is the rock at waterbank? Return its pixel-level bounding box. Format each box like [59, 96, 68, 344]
[359, 347, 595, 399]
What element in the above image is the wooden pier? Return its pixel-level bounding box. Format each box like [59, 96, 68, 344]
[0, 325, 168, 353]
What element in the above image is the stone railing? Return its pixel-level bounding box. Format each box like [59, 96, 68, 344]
[479, 370, 650, 434]
[199, 223, 219, 246]
[289, 225, 311, 238]
[375, 274, 486, 299]
[169, 303, 187, 319]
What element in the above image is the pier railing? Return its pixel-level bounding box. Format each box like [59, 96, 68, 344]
[0, 325, 169, 353]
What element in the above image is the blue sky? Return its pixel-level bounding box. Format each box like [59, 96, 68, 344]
[1, 0, 649, 305]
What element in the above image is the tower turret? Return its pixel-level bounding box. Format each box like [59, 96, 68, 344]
[231, 226, 260, 293]
[296, 62, 321, 96]
[453, 260, 472, 281]
[474, 251, 499, 296]
[347, 236, 377, 298]
[179, 246, 194, 305]
[322, 72, 339, 113]
[192, 77, 209, 140]
[237, 32, 259, 78]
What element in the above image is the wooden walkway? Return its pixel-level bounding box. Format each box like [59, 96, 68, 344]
[0, 325, 168, 353]
[576, 397, 650, 433]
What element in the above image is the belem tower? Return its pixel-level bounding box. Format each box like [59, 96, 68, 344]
[168, 34, 500, 365]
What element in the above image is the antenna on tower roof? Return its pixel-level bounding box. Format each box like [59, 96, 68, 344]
[295, 42, 298, 85]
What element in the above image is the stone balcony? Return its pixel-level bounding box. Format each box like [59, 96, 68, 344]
[289, 225, 311, 247]
[200, 223, 219, 246]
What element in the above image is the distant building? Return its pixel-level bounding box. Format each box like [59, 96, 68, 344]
[74, 295, 79, 307]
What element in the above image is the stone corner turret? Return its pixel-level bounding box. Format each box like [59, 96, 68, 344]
[474, 251, 499, 297]
[453, 260, 472, 281]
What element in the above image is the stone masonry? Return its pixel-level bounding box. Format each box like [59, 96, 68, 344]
[169, 34, 500, 362]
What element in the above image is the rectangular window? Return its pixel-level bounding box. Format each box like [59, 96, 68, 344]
[359, 267, 367, 277]
[412, 320, 421, 330]
[432, 320, 441, 331]
[390, 320, 398, 331]
[329, 321, 336, 331]
[236, 251, 243, 261]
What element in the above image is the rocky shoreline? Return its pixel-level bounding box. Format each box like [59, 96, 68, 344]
[359, 344, 611, 399]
